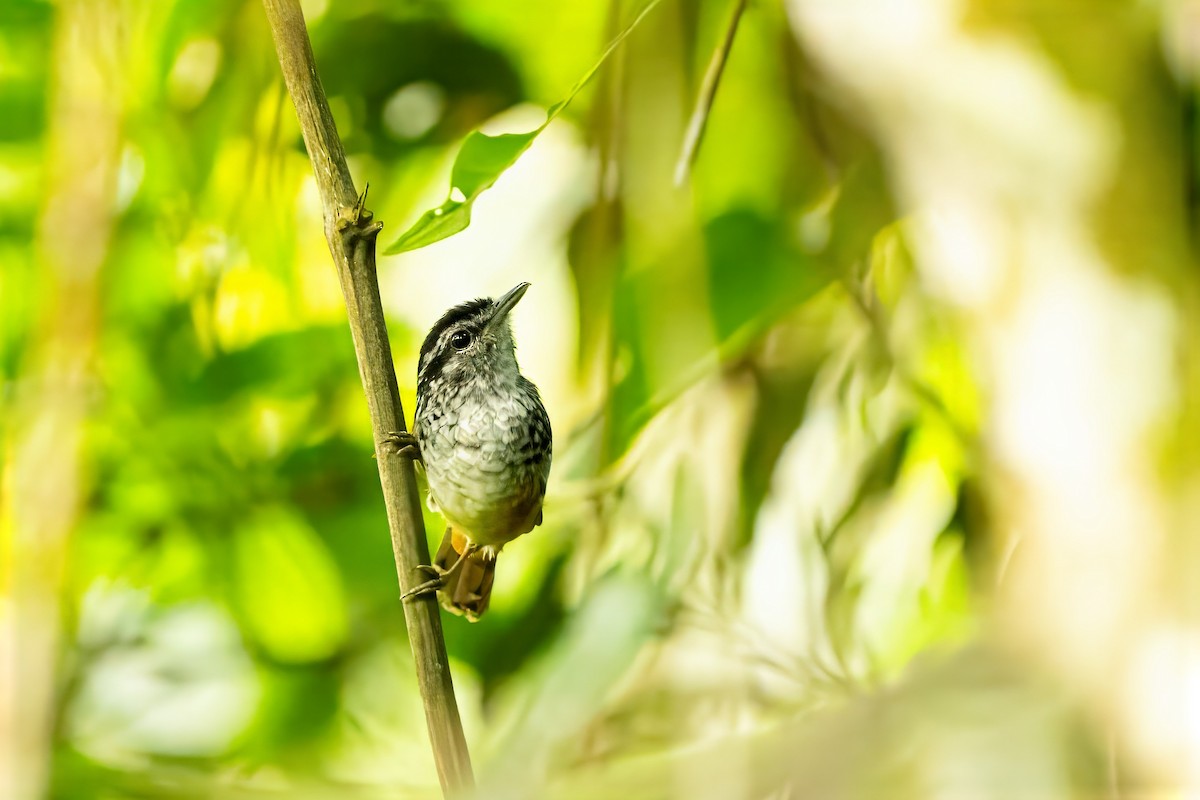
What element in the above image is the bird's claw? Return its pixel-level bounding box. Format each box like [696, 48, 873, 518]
[400, 559, 459, 601]
[400, 542, 477, 603]
[401, 562, 450, 600]
[401, 564, 449, 600]
[380, 431, 421, 462]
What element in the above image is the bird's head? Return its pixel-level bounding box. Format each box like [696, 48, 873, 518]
[418, 282, 530, 390]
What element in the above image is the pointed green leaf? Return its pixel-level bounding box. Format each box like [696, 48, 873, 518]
[382, 0, 662, 255]
[386, 200, 472, 254]
[450, 130, 544, 197]
[385, 131, 542, 253]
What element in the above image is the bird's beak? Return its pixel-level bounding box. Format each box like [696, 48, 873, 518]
[487, 282, 530, 329]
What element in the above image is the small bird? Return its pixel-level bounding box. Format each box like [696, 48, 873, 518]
[389, 282, 551, 621]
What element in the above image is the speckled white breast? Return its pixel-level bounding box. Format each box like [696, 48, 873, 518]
[416, 373, 551, 548]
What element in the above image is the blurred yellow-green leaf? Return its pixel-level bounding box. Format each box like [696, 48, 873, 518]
[233, 507, 348, 664]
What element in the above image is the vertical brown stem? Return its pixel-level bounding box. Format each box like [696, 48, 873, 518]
[259, 0, 473, 793]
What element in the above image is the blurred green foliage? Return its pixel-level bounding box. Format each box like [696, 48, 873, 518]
[3, 0, 1197, 798]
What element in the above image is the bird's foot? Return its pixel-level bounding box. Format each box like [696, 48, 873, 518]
[400, 542, 476, 602]
[380, 430, 421, 462]
[400, 566, 449, 600]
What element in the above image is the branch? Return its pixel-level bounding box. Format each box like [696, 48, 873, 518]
[260, 1, 473, 794]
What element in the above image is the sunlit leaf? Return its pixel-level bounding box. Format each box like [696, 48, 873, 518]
[233, 507, 347, 663]
[382, 0, 663, 254]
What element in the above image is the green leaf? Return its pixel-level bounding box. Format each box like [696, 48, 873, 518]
[234, 507, 347, 663]
[386, 130, 543, 253]
[382, 0, 662, 255]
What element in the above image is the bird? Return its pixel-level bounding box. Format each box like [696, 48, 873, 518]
[386, 282, 551, 621]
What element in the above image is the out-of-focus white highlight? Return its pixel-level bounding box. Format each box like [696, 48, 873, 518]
[1124, 626, 1200, 787]
[382, 82, 445, 141]
[69, 591, 259, 759]
[743, 401, 845, 670]
[787, 0, 1182, 787]
[167, 38, 221, 110]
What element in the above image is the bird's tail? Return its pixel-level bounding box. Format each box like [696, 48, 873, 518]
[434, 527, 495, 622]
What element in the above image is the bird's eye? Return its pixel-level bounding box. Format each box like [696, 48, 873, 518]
[450, 331, 472, 351]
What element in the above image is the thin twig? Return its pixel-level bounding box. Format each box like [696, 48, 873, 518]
[259, 1, 473, 794]
[780, 31, 840, 186]
[674, 0, 747, 186]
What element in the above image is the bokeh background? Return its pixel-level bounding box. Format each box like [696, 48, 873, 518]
[3, 0, 1200, 797]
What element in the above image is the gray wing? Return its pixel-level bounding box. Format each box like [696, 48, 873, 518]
[518, 376, 552, 522]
